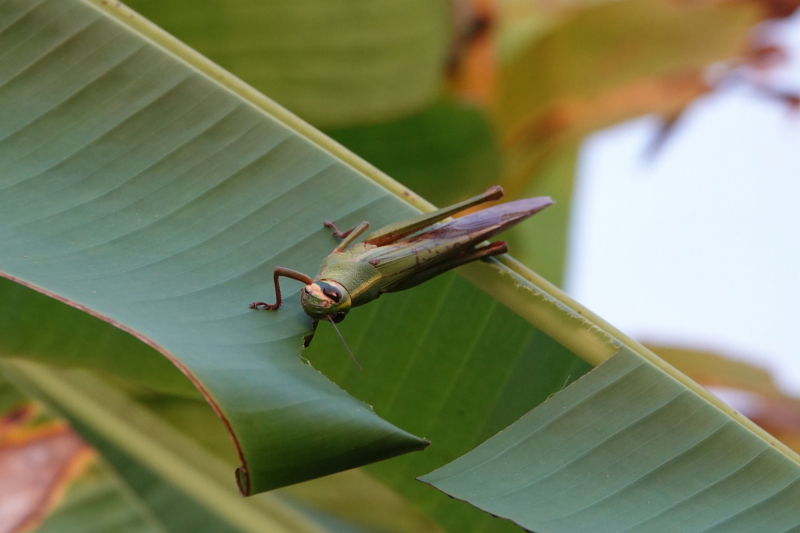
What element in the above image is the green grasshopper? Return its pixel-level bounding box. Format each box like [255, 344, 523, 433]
[250, 186, 552, 368]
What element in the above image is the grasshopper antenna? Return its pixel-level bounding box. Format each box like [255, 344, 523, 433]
[327, 317, 362, 371]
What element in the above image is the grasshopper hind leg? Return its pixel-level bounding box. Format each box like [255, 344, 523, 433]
[363, 186, 504, 247]
[385, 241, 508, 293]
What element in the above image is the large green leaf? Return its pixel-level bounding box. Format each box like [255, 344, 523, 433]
[122, 382, 447, 533]
[123, 0, 452, 128]
[88, 271, 590, 533]
[0, 0, 428, 494]
[304, 273, 591, 532]
[3, 2, 799, 533]
[422, 347, 800, 533]
[0, 0, 590, 510]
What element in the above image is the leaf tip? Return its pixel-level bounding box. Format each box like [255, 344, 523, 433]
[235, 466, 250, 497]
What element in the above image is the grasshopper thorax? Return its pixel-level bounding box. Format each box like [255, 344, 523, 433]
[301, 280, 352, 322]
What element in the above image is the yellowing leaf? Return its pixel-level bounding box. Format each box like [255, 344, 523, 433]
[497, 0, 763, 192]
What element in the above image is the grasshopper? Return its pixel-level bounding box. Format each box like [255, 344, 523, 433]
[250, 186, 552, 368]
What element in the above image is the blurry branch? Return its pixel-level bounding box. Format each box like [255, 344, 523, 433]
[447, 0, 495, 104]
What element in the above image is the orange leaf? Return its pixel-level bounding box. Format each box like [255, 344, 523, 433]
[0, 420, 93, 533]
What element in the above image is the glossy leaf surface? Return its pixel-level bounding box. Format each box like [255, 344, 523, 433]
[0, 0, 587, 507]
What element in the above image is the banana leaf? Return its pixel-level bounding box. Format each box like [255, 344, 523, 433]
[422, 347, 800, 533]
[2, 2, 799, 533]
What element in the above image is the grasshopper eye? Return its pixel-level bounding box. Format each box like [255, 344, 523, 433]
[332, 312, 346, 323]
[322, 285, 342, 303]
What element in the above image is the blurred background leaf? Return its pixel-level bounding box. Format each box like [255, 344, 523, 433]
[123, 0, 452, 128]
[488, 0, 796, 285]
[495, 0, 761, 185]
[325, 101, 501, 207]
[0, 372, 168, 533]
[2, 362, 420, 533]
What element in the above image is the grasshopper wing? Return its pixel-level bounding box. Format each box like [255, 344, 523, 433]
[359, 197, 553, 292]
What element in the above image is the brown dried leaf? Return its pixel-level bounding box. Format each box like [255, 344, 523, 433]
[504, 71, 710, 196]
[0, 418, 93, 533]
[648, 344, 783, 399]
[0, 406, 37, 441]
[496, 0, 766, 190]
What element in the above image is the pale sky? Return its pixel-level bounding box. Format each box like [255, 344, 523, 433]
[566, 12, 800, 393]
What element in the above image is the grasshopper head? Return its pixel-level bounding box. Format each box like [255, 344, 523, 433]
[301, 280, 352, 322]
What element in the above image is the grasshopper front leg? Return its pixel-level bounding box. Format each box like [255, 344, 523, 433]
[250, 267, 313, 310]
